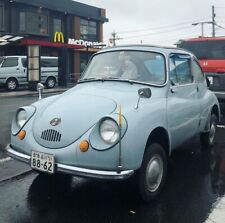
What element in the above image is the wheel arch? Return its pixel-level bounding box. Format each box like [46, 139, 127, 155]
[145, 127, 170, 159]
[46, 75, 56, 82]
[6, 76, 19, 85]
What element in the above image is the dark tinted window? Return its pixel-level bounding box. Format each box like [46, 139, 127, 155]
[53, 18, 62, 33]
[0, 5, 4, 30]
[19, 11, 48, 35]
[22, 58, 27, 67]
[178, 40, 225, 59]
[41, 58, 58, 67]
[169, 54, 192, 84]
[2, 58, 18, 67]
[80, 19, 97, 41]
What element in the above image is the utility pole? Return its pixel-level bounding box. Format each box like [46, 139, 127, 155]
[110, 31, 121, 46]
[212, 5, 216, 37]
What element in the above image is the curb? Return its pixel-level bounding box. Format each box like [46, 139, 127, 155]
[0, 169, 33, 184]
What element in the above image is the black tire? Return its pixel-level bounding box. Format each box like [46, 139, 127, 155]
[137, 143, 167, 202]
[200, 113, 217, 150]
[46, 77, 56, 89]
[6, 78, 18, 91]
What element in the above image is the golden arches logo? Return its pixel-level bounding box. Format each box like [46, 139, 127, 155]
[54, 32, 64, 43]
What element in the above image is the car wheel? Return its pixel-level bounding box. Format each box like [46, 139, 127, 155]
[6, 78, 17, 91]
[46, 77, 56, 89]
[138, 143, 167, 202]
[200, 113, 217, 150]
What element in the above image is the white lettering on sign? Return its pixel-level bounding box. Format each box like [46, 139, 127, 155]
[68, 38, 103, 48]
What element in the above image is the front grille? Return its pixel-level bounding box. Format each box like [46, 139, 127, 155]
[41, 129, 61, 142]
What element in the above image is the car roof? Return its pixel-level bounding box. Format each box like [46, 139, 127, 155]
[2, 56, 58, 59]
[99, 44, 195, 57]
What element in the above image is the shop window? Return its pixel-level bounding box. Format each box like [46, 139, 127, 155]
[0, 5, 4, 30]
[53, 18, 62, 33]
[80, 19, 97, 41]
[19, 11, 48, 35]
[19, 12, 26, 31]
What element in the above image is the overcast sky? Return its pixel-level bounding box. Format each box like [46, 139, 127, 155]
[76, 0, 225, 46]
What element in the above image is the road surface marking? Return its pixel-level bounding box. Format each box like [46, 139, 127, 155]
[217, 125, 225, 129]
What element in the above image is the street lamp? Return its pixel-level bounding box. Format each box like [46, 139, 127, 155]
[192, 21, 212, 37]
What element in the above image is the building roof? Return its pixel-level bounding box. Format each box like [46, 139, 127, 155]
[11, 0, 108, 22]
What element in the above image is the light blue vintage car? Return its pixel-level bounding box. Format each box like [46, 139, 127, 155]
[6, 45, 220, 202]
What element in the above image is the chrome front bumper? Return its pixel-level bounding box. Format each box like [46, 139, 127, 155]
[6, 145, 134, 180]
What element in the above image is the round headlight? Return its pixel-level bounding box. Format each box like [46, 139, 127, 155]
[99, 119, 119, 144]
[16, 110, 27, 128]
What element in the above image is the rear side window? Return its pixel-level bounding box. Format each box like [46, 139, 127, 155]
[169, 54, 192, 85]
[2, 58, 18, 67]
[192, 60, 204, 82]
[0, 57, 3, 65]
[22, 58, 27, 67]
[41, 58, 58, 67]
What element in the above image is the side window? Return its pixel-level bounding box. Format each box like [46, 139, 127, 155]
[169, 54, 192, 85]
[22, 58, 27, 67]
[2, 58, 18, 67]
[41, 59, 58, 67]
[192, 60, 204, 82]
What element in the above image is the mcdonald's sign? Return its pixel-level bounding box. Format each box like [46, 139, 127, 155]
[54, 32, 64, 43]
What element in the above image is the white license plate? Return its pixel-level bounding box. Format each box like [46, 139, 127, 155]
[31, 151, 55, 174]
[208, 76, 213, 85]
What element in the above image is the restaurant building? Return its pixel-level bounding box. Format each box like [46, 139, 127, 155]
[0, 0, 108, 85]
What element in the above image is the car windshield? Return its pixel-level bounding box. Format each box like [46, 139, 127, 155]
[81, 50, 166, 85]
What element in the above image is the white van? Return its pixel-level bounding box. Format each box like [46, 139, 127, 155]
[0, 56, 58, 90]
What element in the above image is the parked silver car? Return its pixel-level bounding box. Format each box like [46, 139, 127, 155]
[6, 45, 220, 202]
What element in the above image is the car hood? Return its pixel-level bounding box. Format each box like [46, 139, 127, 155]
[33, 81, 166, 149]
[33, 91, 117, 149]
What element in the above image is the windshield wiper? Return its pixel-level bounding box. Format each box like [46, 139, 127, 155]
[78, 77, 137, 85]
[78, 77, 102, 82]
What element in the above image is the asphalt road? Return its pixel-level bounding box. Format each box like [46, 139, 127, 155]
[0, 93, 224, 223]
[0, 142, 224, 223]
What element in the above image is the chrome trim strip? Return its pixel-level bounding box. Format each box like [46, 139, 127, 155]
[6, 145, 134, 180]
[6, 146, 30, 163]
[57, 163, 134, 180]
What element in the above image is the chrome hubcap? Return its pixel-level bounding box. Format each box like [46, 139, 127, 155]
[146, 155, 163, 192]
[8, 81, 16, 90]
[48, 79, 55, 87]
[209, 121, 216, 144]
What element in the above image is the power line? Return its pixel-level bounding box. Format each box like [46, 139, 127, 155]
[116, 18, 211, 34]
[120, 25, 195, 40]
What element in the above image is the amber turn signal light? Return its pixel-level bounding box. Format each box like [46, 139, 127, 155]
[79, 140, 89, 152]
[17, 130, 26, 140]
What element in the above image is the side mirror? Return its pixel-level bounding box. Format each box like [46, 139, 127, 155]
[138, 88, 151, 98]
[135, 88, 151, 109]
[37, 83, 44, 100]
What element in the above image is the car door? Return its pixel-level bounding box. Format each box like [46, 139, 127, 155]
[167, 53, 200, 149]
[192, 59, 209, 131]
[0, 57, 19, 81]
[20, 57, 28, 84]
